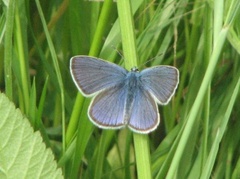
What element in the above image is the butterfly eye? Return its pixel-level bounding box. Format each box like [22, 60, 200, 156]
[131, 67, 139, 72]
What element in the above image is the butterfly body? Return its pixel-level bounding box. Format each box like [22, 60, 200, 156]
[122, 71, 143, 125]
[70, 56, 179, 133]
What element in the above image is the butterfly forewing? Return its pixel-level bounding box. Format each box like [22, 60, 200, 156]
[70, 56, 127, 96]
[88, 83, 128, 129]
[140, 66, 179, 104]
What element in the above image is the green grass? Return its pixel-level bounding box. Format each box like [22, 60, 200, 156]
[1, 0, 240, 178]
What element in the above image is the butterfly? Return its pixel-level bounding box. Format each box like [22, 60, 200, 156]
[70, 56, 179, 134]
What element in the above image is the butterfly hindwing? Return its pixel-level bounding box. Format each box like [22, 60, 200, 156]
[88, 83, 128, 129]
[128, 85, 159, 133]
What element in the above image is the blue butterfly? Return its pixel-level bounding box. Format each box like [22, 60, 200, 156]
[70, 56, 179, 134]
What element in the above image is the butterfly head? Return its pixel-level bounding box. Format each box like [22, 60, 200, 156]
[131, 67, 139, 72]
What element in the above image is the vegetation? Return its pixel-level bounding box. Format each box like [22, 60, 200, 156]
[1, 0, 240, 178]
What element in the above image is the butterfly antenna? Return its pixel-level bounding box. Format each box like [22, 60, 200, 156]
[141, 53, 163, 67]
[111, 45, 126, 66]
[111, 45, 124, 59]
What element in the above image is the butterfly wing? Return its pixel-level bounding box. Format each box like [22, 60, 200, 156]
[88, 83, 128, 128]
[128, 86, 159, 133]
[70, 56, 127, 96]
[140, 66, 179, 104]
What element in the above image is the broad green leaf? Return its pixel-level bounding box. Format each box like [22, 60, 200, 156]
[0, 93, 63, 179]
